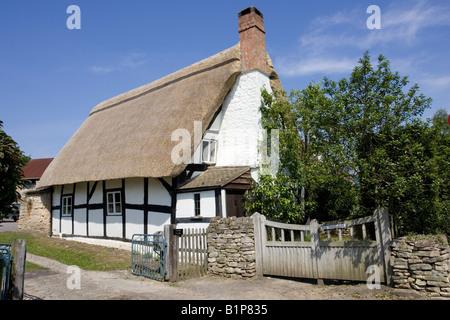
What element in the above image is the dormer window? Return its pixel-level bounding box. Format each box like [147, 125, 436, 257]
[202, 139, 217, 164]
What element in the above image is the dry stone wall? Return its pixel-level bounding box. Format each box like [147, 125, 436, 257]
[18, 188, 52, 236]
[391, 235, 450, 297]
[206, 216, 256, 279]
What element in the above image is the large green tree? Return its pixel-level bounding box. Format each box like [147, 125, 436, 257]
[0, 120, 29, 219]
[246, 52, 449, 236]
[323, 53, 432, 217]
[429, 109, 450, 236]
[245, 83, 356, 224]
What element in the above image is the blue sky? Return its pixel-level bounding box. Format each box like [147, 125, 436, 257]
[1, 0, 449, 159]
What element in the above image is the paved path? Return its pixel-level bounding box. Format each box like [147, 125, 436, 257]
[25, 254, 192, 300]
[0, 220, 18, 232]
[23, 253, 438, 301]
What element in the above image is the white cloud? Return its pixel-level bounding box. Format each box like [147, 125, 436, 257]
[89, 52, 148, 75]
[90, 66, 114, 74]
[310, 8, 359, 30]
[277, 56, 357, 77]
[380, 0, 450, 44]
[120, 52, 147, 69]
[301, 1, 450, 51]
[275, 0, 450, 78]
[421, 75, 450, 91]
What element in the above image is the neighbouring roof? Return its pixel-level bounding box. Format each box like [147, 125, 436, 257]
[38, 44, 282, 188]
[178, 166, 251, 191]
[22, 158, 53, 180]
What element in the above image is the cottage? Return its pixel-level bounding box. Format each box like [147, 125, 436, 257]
[18, 158, 54, 234]
[21, 158, 53, 189]
[37, 6, 283, 240]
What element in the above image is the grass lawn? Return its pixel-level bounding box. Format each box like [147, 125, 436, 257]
[0, 231, 131, 271]
[26, 261, 48, 272]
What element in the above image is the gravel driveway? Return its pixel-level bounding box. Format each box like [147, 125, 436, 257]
[24, 253, 436, 301]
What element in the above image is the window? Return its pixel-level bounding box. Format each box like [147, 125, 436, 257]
[202, 139, 217, 163]
[107, 191, 122, 215]
[194, 193, 201, 216]
[62, 196, 73, 216]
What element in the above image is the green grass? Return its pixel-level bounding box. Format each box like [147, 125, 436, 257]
[25, 261, 48, 272]
[0, 231, 130, 271]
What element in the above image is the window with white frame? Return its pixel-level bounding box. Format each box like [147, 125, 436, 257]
[62, 195, 73, 216]
[107, 191, 122, 215]
[201, 139, 217, 163]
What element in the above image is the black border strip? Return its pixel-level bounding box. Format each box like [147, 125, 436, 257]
[59, 184, 64, 233]
[102, 181, 107, 237]
[176, 217, 212, 224]
[121, 179, 126, 238]
[54, 203, 170, 214]
[144, 178, 149, 234]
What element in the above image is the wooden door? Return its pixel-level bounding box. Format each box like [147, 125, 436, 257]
[226, 190, 245, 218]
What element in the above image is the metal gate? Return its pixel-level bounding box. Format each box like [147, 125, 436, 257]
[0, 244, 12, 300]
[131, 234, 166, 281]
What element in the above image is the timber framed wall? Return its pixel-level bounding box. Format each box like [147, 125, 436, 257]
[51, 177, 172, 240]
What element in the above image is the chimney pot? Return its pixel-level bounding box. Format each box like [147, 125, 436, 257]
[238, 6, 269, 74]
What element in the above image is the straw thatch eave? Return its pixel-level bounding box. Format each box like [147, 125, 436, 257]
[38, 44, 282, 188]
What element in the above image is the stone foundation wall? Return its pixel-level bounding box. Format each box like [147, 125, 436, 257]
[18, 188, 52, 236]
[206, 216, 256, 279]
[391, 235, 450, 297]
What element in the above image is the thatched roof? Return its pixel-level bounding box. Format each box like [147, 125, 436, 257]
[38, 44, 282, 188]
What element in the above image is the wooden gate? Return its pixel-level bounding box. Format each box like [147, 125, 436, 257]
[164, 226, 207, 281]
[177, 228, 208, 279]
[253, 208, 392, 284]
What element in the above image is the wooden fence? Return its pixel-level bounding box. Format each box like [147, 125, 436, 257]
[164, 225, 207, 282]
[178, 228, 208, 279]
[253, 208, 392, 284]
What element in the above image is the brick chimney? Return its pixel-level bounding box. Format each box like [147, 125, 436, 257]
[238, 6, 269, 74]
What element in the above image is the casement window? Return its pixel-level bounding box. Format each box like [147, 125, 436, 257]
[62, 195, 73, 216]
[201, 139, 217, 164]
[194, 193, 201, 216]
[107, 191, 122, 215]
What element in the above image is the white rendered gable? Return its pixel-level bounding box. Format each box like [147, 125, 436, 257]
[190, 69, 272, 181]
[216, 70, 272, 169]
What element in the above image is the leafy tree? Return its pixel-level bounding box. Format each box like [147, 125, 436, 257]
[432, 108, 450, 135]
[322, 53, 429, 207]
[430, 109, 450, 236]
[374, 120, 441, 235]
[244, 88, 304, 224]
[246, 52, 449, 237]
[245, 84, 357, 223]
[0, 120, 29, 219]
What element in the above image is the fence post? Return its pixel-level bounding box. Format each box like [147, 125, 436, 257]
[310, 219, 323, 285]
[164, 224, 179, 282]
[252, 213, 265, 277]
[8, 239, 26, 300]
[375, 207, 392, 285]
